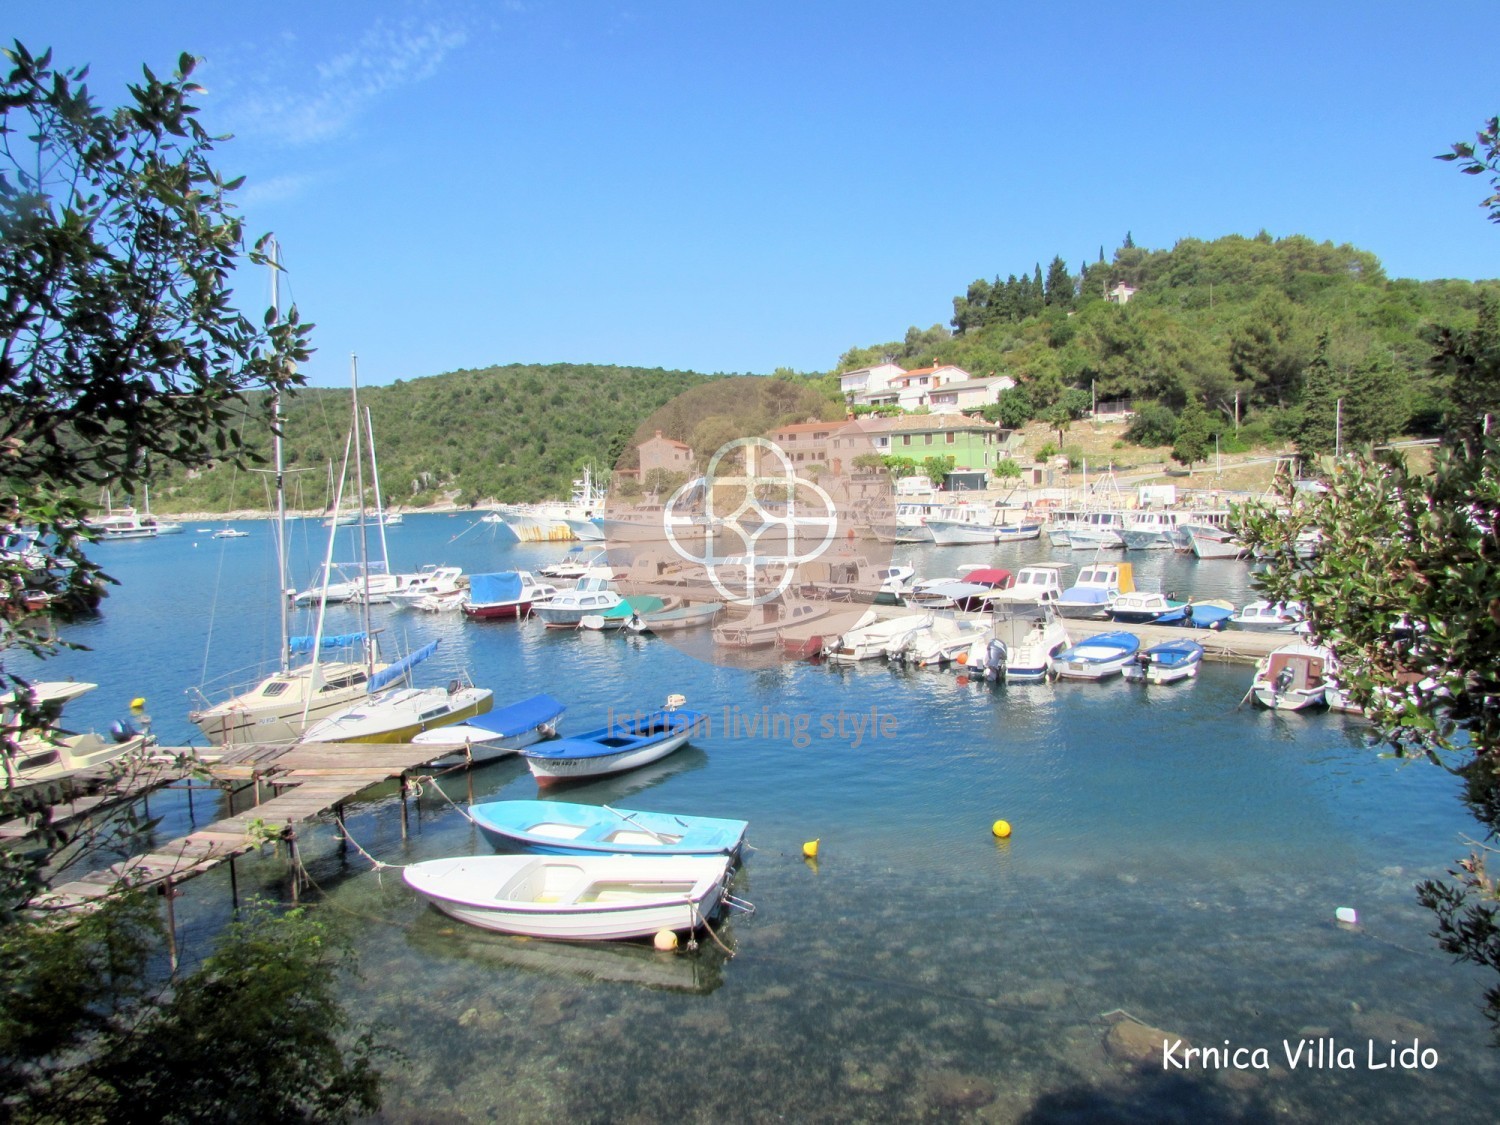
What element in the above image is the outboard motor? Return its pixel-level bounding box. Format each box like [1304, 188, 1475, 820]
[984, 638, 1007, 681]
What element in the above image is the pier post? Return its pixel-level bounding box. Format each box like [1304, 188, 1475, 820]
[399, 772, 409, 840]
[336, 804, 348, 857]
[228, 853, 240, 911]
[285, 828, 301, 903]
[161, 878, 179, 977]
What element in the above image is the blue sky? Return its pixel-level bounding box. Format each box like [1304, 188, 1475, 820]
[9, 2, 1497, 387]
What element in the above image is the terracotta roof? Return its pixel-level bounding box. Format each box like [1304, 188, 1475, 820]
[772, 421, 839, 435]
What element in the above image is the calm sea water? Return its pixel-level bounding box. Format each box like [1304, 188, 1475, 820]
[16, 515, 1500, 1123]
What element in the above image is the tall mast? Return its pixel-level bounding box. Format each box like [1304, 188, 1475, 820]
[350, 355, 375, 672]
[271, 238, 291, 673]
[366, 405, 392, 575]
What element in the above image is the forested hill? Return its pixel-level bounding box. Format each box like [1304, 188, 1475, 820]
[146, 233, 1500, 514]
[838, 232, 1500, 455]
[149, 363, 722, 511]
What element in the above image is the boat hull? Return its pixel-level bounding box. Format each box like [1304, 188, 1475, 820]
[470, 801, 747, 857]
[527, 730, 691, 785]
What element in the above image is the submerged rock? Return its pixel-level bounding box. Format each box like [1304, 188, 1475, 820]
[1104, 1019, 1187, 1067]
[918, 1068, 997, 1111]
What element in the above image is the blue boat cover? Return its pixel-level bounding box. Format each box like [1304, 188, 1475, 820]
[524, 708, 707, 761]
[288, 632, 367, 655]
[457, 693, 566, 738]
[602, 596, 666, 619]
[468, 572, 524, 605]
[368, 639, 439, 692]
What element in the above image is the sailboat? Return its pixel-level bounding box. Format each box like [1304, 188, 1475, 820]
[188, 245, 390, 745]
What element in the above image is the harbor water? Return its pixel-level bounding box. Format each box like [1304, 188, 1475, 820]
[15, 514, 1500, 1123]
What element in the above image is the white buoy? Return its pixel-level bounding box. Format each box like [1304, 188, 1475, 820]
[1335, 907, 1358, 925]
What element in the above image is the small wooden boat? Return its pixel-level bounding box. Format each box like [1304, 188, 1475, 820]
[469, 800, 748, 856]
[410, 693, 566, 765]
[1123, 638, 1204, 684]
[403, 853, 733, 940]
[1050, 630, 1141, 681]
[713, 600, 827, 649]
[521, 696, 706, 785]
[1250, 643, 1330, 711]
[623, 601, 723, 633]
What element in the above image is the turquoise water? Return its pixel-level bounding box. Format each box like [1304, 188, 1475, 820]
[16, 516, 1500, 1122]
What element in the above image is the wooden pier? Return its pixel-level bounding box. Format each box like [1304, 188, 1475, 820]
[27, 740, 468, 916]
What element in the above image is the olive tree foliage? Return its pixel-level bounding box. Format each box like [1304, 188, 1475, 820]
[1233, 119, 1500, 1036]
[0, 43, 310, 663]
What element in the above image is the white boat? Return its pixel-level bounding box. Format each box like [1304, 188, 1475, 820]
[301, 653, 494, 743]
[1066, 511, 1127, 550]
[870, 501, 938, 543]
[211, 526, 249, 539]
[539, 547, 604, 580]
[1050, 630, 1142, 681]
[713, 600, 827, 649]
[903, 567, 1013, 611]
[1122, 638, 1205, 684]
[409, 693, 566, 765]
[1109, 590, 1184, 624]
[887, 616, 988, 666]
[983, 563, 1070, 608]
[624, 601, 723, 633]
[403, 853, 733, 940]
[797, 556, 914, 604]
[86, 500, 158, 540]
[1189, 526, 1248, 560]
[1054, 562, 1135, 619]
[1250, 643, 1331, 711]
[823, 611, 932, 663]
[381, 565, 466, 606]
[960, 605, 1070, 683]
[1230, 600, 1307, 632]
[531, 576, 623, 628]
[2, 681, 154, 785]
[1120, 509, 1189, 551]
[462, 571, 558, 620]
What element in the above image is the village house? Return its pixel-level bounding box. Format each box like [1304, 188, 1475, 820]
[853, 364, 973, 410]
[853, 414, 1015, 474]
[837, 362, 906, 400]
[926, 373, 1016, 412]
[623, 429, 694, 481]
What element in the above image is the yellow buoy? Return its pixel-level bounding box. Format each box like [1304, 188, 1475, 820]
[991, 819, 1012, 839]
[802, 838, 820, 859]
[130, 697, 147, 711]
[653, 929, 678, 951]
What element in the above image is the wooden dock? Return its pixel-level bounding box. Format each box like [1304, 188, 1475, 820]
[28, 740, 467, 916]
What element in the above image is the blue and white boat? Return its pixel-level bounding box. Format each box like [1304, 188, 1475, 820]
[1154, 600, 1235, 630]
[1122, 638, 1204, 685]
[468, 800, 748, 857]
[411, 692, 566, 765]
[522, 696, 707, 785]
[1049, 630, 1141, 681]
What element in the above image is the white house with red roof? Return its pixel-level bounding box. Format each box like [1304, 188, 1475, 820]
[838, 362, 906, 399]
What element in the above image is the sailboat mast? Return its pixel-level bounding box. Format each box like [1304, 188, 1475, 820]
[270, 238, 291, 673]
[366, 406, 392, 572]
[350, 355, 375, 668]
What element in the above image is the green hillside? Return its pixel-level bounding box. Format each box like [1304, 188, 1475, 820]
[141, 233, 1500, 514]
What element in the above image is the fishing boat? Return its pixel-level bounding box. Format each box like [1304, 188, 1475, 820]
[983, 563, 1069, 607]
[624, 601, 723, 634]
[462, 571, 559, 620]
[927, 504, 1039, 546]
[531, 576, 623, 629]
[2, 681, 154, 785]
[822, 611, 930, 663]
[408, 693, 566, 765]
[299, 642, 494, 743]
[1108, 590, 1184, 625]
[960, 605, 1070, 683]
[869, 501, 938, 543]
[1188, 526, 1249, 560]
[1249, 643, 1331, 711]
[1054, 561, 1134, 619]
[797, 557, 914, 605]
[1123, 638, 1205, 684]
[402, 852, 733, 940]
[468, 800, 748, 857]
[521, 696, 706, 785]
[1229, 600, 1307, 632]
[713, 600, 827, 649]
[1050, 630, 1141, 681]
[1120, 509, 1190, 551]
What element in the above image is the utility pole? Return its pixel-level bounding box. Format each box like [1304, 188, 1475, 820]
[1234, 391, 1240, 434]
[1335, 398, 1343, 460]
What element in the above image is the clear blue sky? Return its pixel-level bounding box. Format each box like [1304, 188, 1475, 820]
[9, 2, 1497, 387]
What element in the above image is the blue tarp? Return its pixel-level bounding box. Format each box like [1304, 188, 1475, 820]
[368, 639, 439, 693]
[460, 693, 566, 738]
[288, 632, 368, 655]
[467, 572, 524, 606]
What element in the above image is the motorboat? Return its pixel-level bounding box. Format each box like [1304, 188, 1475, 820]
[300, 644, 494, 743]
[531, 576, 623, 629]
[1109, 590, 1184, 625]
[870, 501, 938, 544]
[983, 563, 1069, 608]
[797, 556, 914, 605]
[1230, 600, 1308, 632]
[960, 606, 1070, 683]
[521, 697, 706, 785]
[887, 616, 988, 667]
[1054, 562, 1134, 620]
[402, 852, 733, 940]
[781, 607, 877, 659]
[1154, 599, 1236, 629]
[409, 693, 566, 766]
[462, 571, 559, 620]
[927, 505, 1041, 546]
[1250, 643, 1331, 711]
[467, 800, 748, 857]
[823, 611, 931, 663]
[2, 681, 154, 785]
[903, 568, 1012, 611]
[713, 600, 827, 649]
[1188, 526, 1248, 560]
[1123, 638, 1205, 684]
[539, 546, 604, 580]
[580, 596, 669, 631]
[1050, 630, 1142, 681]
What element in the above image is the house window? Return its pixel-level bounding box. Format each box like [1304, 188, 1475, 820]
[877, 437, 888, 447]
[901, 436, 911, 447]
[924, 434, 933, 445]
[946, 432, 955, 444]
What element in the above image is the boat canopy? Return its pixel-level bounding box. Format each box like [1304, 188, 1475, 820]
[461, 693, 566, 738]
[963, 568, 1012, 588]
[469, 572, 524, 605]
[368, 639, 439, 693]
[288, 631, 368, 655]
